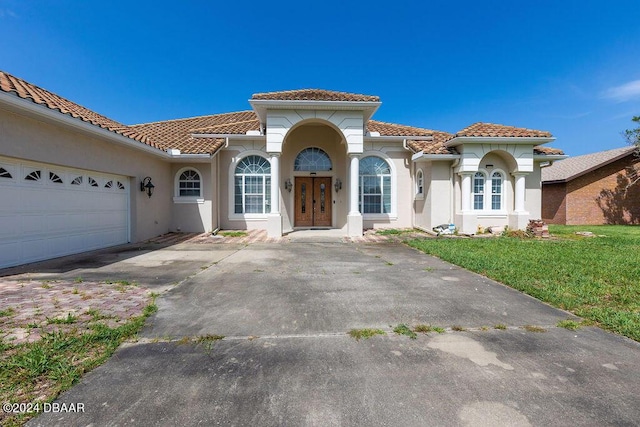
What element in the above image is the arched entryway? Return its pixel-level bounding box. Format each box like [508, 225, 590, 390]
[279, 121, 349, 231]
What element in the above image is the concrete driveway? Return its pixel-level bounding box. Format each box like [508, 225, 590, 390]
[27, 238, 640, 426]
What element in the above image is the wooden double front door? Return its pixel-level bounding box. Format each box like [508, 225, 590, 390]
[294, 177, 332, 227]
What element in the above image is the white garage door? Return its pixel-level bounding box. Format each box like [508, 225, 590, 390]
[0, 157, 130, 269]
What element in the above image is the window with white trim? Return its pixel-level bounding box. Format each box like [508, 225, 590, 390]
[234, 155, 271, 214]
[416, 169, 424, 196]
[491, 171, 503, 210]
[359, 156, 391, 214]
[473, 172, 485, 210]
[473, 171, 504, 211]
[178, 169, 201, 197]
[294, 147, 332, 171]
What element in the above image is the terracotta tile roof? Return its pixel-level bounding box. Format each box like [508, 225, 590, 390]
[251, 89, 380, 102]
[0, 70, 160, 150]
[454, 122, 552, 138]
[541, 146, 637, 182]
[534, 146, 565, 155]
[367, 121, 457, 154]
[130, 111, 259, 155]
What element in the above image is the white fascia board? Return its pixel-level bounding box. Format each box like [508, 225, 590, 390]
[533, 154, 568, 161]
[0, 91, 169, 159]
[445, 136, 556, 147]
[191, 133, 266, 140]
[249, 99, 381, 123]
[412, 152, 461, 162]
[168, 154, 212, 163]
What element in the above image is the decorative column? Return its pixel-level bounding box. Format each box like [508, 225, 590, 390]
[349, 154, 360, 215]
[513, 173, 526, 212]
[509, 172, 530, 230]
[266, 153, 282, 237]
[347, 154, 363, 237]
[270, 154, 280, 214]
[460, 172, 472, 212]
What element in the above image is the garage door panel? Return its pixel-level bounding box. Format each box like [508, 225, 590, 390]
[0, 158, 130, 269]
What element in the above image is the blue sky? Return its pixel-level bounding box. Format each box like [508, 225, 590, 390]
[1, 0, 639, 156]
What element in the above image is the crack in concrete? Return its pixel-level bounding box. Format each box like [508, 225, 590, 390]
[127, 324, 567, 346]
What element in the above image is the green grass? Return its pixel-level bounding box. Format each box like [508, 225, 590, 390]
[557, 319, 582, 331]
[376, 228, 414, 236]
[407, 225, 640, 341]
[0, 301, 157, 427]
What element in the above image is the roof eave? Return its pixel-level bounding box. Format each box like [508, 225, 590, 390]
[446, 136, 556, 147]
[0, 91, 169, 159]
[542, 148, 637, 183]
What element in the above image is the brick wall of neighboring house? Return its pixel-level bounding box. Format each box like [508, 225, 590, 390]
[541, 182, 567, 224]
[561, 154, 639, 225]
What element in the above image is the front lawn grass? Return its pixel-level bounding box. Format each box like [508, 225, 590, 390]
[407, 225, 640, 341]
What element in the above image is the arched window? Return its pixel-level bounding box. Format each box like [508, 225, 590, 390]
[178, 169, 202, 197]
[491, 171, 503, 210]
[234, 155, 271, 214]
[416, 169, 424, 196]
[359, 156, 391, 214]
[473, 172, 485, 210]
[294, 147, 332, 171]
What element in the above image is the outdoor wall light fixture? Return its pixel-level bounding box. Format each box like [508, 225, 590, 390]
[334, 178, 342, 192]
[140, 176, 155, 198]
[284, 178, 293, 192]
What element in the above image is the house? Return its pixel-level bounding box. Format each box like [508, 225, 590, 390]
[0, 71, 565, 268]
[541, 146, 640, 225]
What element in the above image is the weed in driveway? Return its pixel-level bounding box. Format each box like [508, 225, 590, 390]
[47, 313, 78, 325]
[494, 324, 507, 330]
[522, 325, 547, 333]
[348, 328, 386, 341]
[393, 324, 417, 339]
[414, 324, 433, 333]
[451, 325, 466, 332]
[0, 307, 16, 317]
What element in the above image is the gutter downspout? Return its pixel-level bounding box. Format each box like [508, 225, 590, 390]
[404, 140, 418, 229]
[211, 138, 228, 235]
[450, 158, 460, 225]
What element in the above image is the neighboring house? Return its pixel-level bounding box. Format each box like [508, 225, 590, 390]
[541, 146, 640, 225]
[0, 71, 565, 268]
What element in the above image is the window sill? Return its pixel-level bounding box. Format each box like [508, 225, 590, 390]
[363, 214, 398, 221]
[228, 214, 270, 221]
[173, 197, 204, 204]
[475, 211, 507, 217]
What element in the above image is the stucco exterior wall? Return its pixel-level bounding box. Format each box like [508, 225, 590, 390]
[0, 108, 171, 242]
[526, 165, 542, 218]
[170, 163, 213, 233]
[429, 161, 453, 228]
